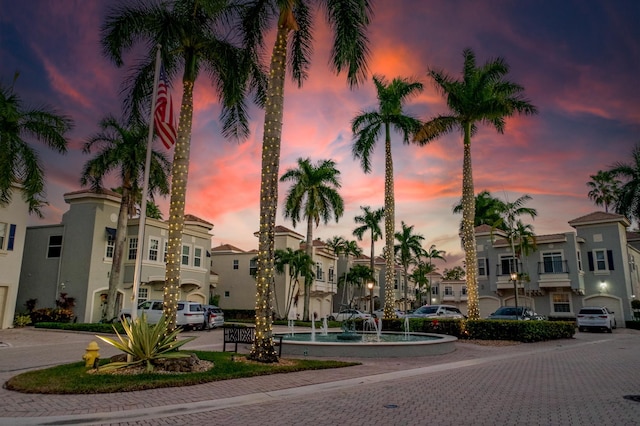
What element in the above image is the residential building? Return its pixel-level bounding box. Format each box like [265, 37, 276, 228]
[16, 189, 213, 323]
[476, 212, 639, 325]
[211, 226, 338, 320]
[0, 184, 29, 328]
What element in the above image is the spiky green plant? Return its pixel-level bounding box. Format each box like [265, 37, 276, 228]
[96, 314, 195, 373]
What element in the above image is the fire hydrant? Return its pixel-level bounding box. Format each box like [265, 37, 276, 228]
[82, 341, 100, 368]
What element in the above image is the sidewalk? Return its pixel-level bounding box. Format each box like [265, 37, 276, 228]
[1, 327, 639, 425]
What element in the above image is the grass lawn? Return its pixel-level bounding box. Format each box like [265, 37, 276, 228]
[5, 350, 359, 394]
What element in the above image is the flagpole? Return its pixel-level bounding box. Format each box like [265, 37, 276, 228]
[130, 45, 162, 323]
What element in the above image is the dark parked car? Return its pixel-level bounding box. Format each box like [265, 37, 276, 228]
[487, 306, 545, 321]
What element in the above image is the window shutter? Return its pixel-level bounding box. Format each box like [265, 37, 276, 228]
[7, 224, 16, 251]
[485, 258, 490, 277]
[587, 251, 594, 271]
[607, 250, 614, 270]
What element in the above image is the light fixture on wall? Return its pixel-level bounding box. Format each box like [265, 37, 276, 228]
[599, 281, 607, 292]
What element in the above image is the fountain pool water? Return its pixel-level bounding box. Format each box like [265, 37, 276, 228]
[277, 331, 456, 358]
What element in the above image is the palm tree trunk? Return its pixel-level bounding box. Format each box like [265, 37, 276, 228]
[249, 23, 291, 363]
[105, 191, 130, 321]
[461, 123, 479, 319]
[383, 129, 396, 316]
[304, 216, 313, 321]
[163, 79, 194, 332]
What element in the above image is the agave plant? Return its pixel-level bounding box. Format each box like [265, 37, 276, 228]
[97, 314, 195, 373]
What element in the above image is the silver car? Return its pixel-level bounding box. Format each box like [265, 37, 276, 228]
[203, 305, 225, 329]
[405, 304, 466, 319]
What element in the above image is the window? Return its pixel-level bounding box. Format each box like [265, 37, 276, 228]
[233, 259, 239, 270]
[461, 286, 467, 296]
[194, 247, 202, 267]
[431, 286, 438, 295]
[0, 222, 6, 249]
[128, 237, 138, 260]
[138, 287, 148, 303]
[181, 245, 190, 266]
[499, 255, 517, 276]
[552, 292, 571, 313]
[0, 223, 16, 251]
[249, 258, 257, 276]
[394, 279, 399, 290]
[588, 249, 614, 272]
[328, 267, 335, 283]
[542, 251, 564, 273]
[444, 286, 454, 296]
[105, 233, 115, 259]
[577, 251, 582, 271]
[316, 262, 324, 281]
[47, 235, 63, 258]
[224, 291, 230, 297]
[163, 241, 168, 262]
[149, 238, 159, 261]
[477, 258, 488, 277]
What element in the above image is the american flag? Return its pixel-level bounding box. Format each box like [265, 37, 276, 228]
[154, 66, 177, 150]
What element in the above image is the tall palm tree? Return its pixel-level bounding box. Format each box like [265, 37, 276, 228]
[81, 115, 171, 322]
[587, 170, 620, 213]
[280, 157, 344, 321]
[352, 75, 424, 319]
[101, 0, 264, 331]
[609, 143, 640, 224]
[240, 0, 373, 363]
[394, 221, 425, 313]
[414, 49, 537, 319]
[353, 205, 384, 282]
[274, 248, 314, 320]
[325, 235, 346, 257]
[338, 263, 372, 309]
[424, 244, 446, 279]
[0, 74, 73, 216]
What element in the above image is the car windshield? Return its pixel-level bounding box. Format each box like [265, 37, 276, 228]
[416, 306, 438, 314]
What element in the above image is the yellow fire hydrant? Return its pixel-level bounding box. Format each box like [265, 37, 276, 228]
[82, 341, 100, 368]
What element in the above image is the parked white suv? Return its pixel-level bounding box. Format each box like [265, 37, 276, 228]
[577, 306, 616, 333]
[119, 300, 205, 330]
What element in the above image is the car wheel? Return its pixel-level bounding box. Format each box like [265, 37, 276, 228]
[578, 326, 584, 332]
[613, 320, 617, 329]
[606, 324, 613, 333]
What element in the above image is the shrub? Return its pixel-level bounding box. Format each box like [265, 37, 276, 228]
[97, 313, 195, 373]
[31, 308, 74, 324]
[13, 313, 32, 327]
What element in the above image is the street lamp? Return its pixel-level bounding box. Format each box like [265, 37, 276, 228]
[511, 272, 519, 319]
[367, 280, 374, 315]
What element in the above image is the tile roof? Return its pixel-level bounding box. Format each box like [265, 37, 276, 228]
[184, 214, 213, 227]
[211, 243, 245, 253]
[568, 211, 629, 226]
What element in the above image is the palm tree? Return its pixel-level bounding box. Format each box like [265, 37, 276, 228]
[353, 205, 384, 282]
[409, 261, 435, 306]
[274, 248, 314, 320]
[494, 194, 537, 310]
[325, 235, 346, 257]
[280, 157, 344, 321]
[414, 49, 537, 319]
[0, 74, 74, 216]
[240, 0, 373, 363]
[394, 221, 425, 313]
[609, 143, 640, 224]
[587, 170, 620, 213]
[101, 0, 264, 331]
[111, 186, 164, 220]
[424, 244, 446, 280]
[453, 190, 506, 233]
[351, 75, 424, 319]
[338, 264, 372, 309]
[81, 115, 171, 322]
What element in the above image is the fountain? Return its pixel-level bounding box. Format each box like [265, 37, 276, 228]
[321, 317, 328, 335]
[310, 316, 316, 341]
[278, 314, 456, 358]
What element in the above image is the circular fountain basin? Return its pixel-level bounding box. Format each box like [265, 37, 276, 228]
[277, 331, 457, 358]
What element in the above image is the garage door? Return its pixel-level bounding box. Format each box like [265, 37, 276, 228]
[582, 296, 624, 327]
[479, 297, 501, 319]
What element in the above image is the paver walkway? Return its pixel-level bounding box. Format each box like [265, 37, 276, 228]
[1, 327, 639, 425]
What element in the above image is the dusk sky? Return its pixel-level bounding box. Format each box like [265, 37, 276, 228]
[2, 0, 639, 269]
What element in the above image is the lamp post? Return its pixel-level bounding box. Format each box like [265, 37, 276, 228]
[367, 280, 374, 315]
[511, 272, 519, 319]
